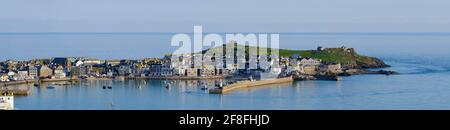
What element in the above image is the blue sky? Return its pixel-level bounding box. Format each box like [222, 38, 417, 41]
[1, 0, 450, 32]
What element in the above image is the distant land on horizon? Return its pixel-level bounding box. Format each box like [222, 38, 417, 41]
[2, 32, 450, 35]
[1, 43, 388, 69]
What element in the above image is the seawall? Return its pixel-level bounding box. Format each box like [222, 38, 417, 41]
[209, 76, 294, 94]
[0, 80, 34, 87]
[1, 77, 78, 87]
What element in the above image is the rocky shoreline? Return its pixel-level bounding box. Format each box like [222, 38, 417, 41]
[291, 69, 398, 81]
[341, 69, 398, 76]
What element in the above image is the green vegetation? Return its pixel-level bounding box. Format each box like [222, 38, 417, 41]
[277, 47, 388, 68]
[279, 48, 357, 64]
[235, 44, 387, 68]
[177, 43, 388, 68]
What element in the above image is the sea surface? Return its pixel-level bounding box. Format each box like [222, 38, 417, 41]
[1, 33, 450, 110]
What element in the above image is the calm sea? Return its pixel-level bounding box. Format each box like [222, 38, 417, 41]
[1, 33, 450, 110]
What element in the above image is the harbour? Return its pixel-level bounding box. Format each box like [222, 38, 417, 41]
[1, 34, 450, 110]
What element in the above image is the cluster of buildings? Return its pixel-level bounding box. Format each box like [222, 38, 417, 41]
[0, 56, 231, 82]
[281, 56, 343, 76]
[0, 58, 73, 82]
[0, 46, 345, 83]
[280, 47, 346, 77]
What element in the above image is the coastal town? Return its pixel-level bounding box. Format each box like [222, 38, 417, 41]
[0, 45, 395, 87]
[0, 45, 397, 109]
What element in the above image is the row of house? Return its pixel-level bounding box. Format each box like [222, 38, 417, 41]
[282, 56, 343, 75]
[0, 65, 55, 82]
[1, 47, 344, 82]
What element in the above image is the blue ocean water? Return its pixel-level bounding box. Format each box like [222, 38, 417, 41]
[1, 33, 450, 110]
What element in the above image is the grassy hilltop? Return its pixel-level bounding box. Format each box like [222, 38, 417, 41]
[277, 47, 389, 68]
[182, 43, 389, 69]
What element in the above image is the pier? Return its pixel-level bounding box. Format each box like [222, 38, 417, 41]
[0, 77, 79, 87]
[40, 77, 79, 82]
[1, 87, 31, 96]
[0, 80, 34, 87]
[10, 89, 30, 96]
[209, 76, 294, 94]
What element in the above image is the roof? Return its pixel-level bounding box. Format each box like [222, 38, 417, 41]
[52, 57, 69, 65]
[37, 65, 52, 70]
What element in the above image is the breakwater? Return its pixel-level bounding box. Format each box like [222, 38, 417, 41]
[1, 77, 78, 87]
[40, 77, 78, 82]
[209, 76, 294, 94]
[0, 80, 34, 87]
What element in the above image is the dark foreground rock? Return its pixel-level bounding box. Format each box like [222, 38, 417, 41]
[293, 75, 317, 80]
[315, 74, 343, 81]
[362, 70, 398, 75]
[290, 68, 398, 81]
[340, 69, 398, 76]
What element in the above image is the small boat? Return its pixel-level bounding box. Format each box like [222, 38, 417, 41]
[47, 86, 55, 89]
[201, 85, 208, 90]
[110, 102, 115, 110]
[215, 82, 224, 88]
[102, 86, 107, 89]
[165, 83, 171, 89]
[107, 86, 112, 89]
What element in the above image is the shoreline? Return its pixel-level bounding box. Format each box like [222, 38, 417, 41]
[1, 69, 396, 87]
[0, 68, 397, 87]
[0, 76, 228, 87]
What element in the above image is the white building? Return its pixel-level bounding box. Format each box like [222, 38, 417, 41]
[83, 59, 103, 65]
[54, 66, 67, 78]
[299, 58, 321, 66]
[161, 66, 173, 76]
[0, 74, 9, 82]
[149, 63, 173, 76]
[28, 66, 38, 79]
[7, 72, 15, 77]
[7, 71, 17, 81]
[319, 64, 343, 74]
[17, 70, 30, 80]
[117, 65, 131, 76]
[74, 60, 84, 67]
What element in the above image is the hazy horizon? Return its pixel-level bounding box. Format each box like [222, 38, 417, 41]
[1, 0, 450, 33]
[1, 33, 450, 61]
